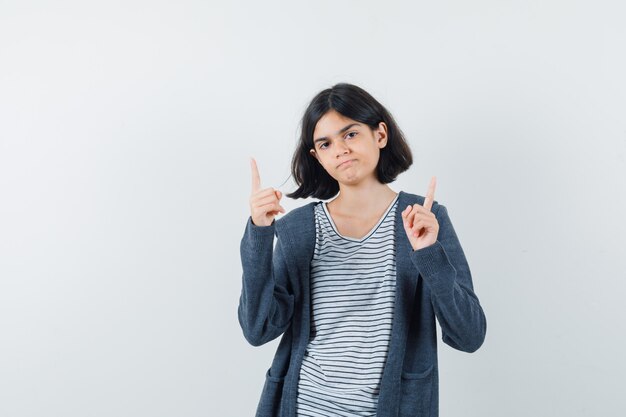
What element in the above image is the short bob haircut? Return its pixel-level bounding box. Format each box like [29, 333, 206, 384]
[286, 82, 413, 200]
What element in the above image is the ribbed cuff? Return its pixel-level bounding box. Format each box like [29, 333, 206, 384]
[245, 216, 275, 252]
[409, 240, 456, 294]
[410, 241, 448, 275]
[411, 241, 456, 296]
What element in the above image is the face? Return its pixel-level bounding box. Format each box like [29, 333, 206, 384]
[309, 110, 388, 186]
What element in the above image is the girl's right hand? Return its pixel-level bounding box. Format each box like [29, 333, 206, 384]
[249, 157, 286, 227]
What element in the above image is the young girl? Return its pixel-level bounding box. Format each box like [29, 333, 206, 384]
[239, 83, 486, 417]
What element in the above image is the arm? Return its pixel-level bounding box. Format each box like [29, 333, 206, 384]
[409, 204, 487, 353]
[237, 216, 295, 347]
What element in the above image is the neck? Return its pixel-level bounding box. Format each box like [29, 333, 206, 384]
[329, 179, 397, 218]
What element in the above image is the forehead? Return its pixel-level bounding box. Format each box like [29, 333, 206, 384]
[313, 110, 360, 138]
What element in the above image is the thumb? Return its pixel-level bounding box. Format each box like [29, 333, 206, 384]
[275, 190, 285, 213]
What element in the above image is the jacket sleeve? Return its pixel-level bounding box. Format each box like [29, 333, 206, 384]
[237, 216, 295, 347]
[409, 204, 487, 353]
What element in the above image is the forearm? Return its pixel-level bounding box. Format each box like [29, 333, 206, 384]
[410, 239, 487, 353]
[238, 216, 294, 346]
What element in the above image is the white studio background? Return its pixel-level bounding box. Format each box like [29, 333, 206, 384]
[1, 1, 625, 416]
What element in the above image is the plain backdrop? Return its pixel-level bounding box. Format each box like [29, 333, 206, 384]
[1, 1, 625, 416]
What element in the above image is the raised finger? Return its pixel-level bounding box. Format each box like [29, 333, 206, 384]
[423, 176, 437, 212]
[252, 187, 278, 197]
[250, 157, 261, 194]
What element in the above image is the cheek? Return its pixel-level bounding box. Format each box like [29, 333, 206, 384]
[366, 150, 381, 166]
[320, 160, 334, 173]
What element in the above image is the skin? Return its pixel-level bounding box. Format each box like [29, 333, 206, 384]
[401, 174, 439, 251]
[249, 157, 285, 227]
[308, 109, 396, 221]
[249, 109, 439, 251]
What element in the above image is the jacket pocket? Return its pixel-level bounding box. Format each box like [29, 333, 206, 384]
[256, 368, 285, 417]
[398, 364, 434, 417]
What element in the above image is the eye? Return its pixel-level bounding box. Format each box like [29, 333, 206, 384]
[346, 131, 357, 139]
[319, 142, 328, 149]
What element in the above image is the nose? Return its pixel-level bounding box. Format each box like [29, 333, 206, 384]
[335, 139, 350, 158]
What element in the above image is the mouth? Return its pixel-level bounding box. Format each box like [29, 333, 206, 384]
[337, 159, 355, 168]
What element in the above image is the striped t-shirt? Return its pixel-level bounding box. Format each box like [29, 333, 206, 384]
[296, 194, 399, 417]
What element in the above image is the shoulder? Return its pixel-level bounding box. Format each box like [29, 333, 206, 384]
[274, 201, 319, 232]
[268, 201, 319, 251]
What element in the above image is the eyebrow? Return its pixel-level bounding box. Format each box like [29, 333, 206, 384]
[313, 123, 361, 144]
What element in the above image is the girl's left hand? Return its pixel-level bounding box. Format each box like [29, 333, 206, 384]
[401, 176, 439, 251]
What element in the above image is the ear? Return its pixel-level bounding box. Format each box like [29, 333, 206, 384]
[376, 121, 388, 148]
[309, 148, 319, 162]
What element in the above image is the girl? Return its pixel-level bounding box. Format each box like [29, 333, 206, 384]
[239, 83, 486, 417]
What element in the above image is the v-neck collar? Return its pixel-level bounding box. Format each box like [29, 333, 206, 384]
[321, 193, 399, 242]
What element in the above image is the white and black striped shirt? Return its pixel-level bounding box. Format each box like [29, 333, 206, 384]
[296, 194, 399, 417]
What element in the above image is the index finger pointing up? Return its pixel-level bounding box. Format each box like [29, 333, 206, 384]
[423, 175, 437, 211]
[250, 157, 261, 193]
